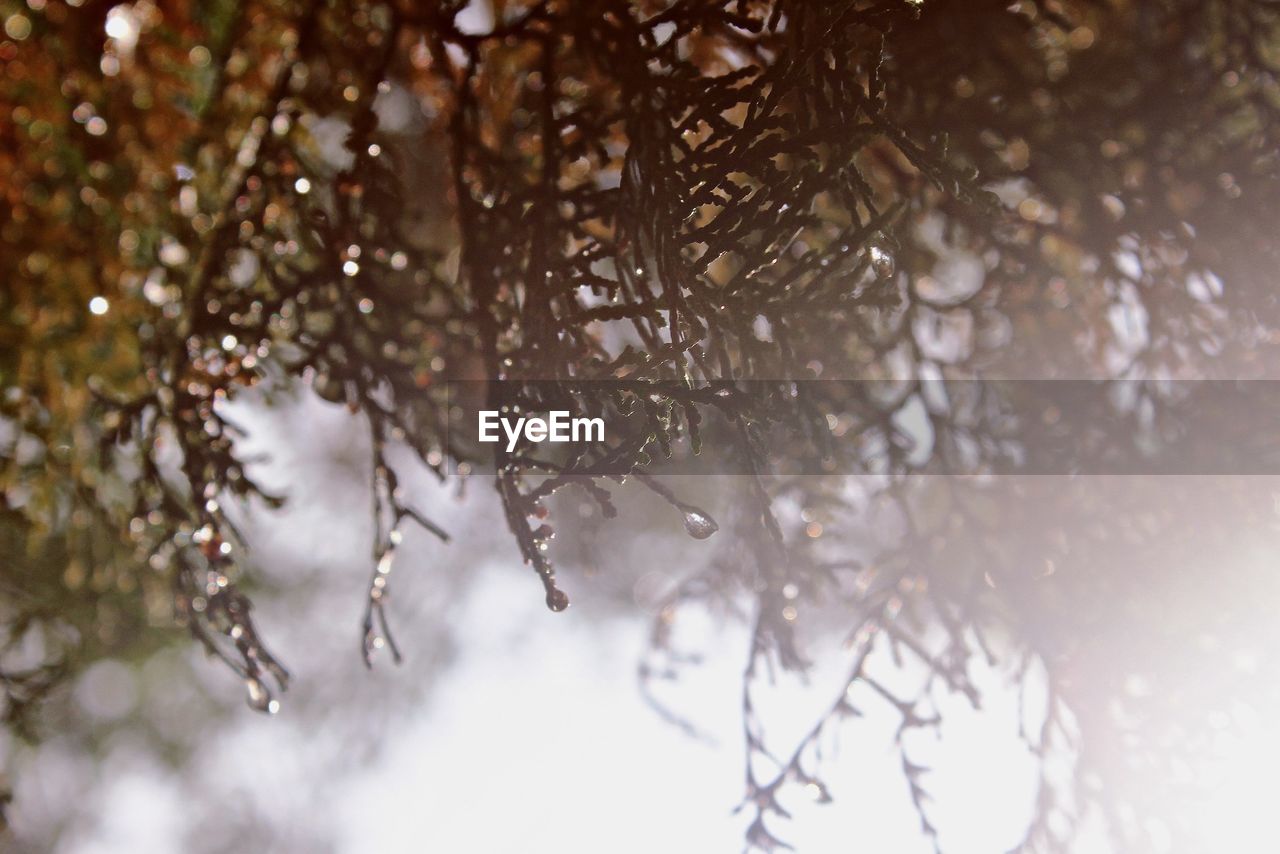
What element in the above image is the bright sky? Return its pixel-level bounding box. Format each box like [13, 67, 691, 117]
[44, 559, 1062, 854]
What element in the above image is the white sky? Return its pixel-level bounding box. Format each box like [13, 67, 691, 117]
[39, 558, 1063, 854]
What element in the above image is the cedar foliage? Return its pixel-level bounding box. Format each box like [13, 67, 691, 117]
[2, 0, 1279, 850]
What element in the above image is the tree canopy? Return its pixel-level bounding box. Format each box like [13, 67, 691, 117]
[3, 0, 1279, 850]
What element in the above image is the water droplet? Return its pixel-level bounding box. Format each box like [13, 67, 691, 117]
[545, 588, 570, 612]
[868, 241, 895, 280]
[682, 508, 719, 539]
[245, 676, 274, 713]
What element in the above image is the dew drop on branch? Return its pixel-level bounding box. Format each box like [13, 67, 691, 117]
[682, 508, 719, 539]
[868, 241, 896, 280]
[245, 676, 278, 714]
[545, 587, 570, 612]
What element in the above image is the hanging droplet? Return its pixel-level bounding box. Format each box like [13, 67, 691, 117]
[868, 240, 895, 280]
[545, 587, 570, 612]
[682, 508, 719, 539]
[245, 676, 274, 713]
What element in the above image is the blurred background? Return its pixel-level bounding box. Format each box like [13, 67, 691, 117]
[5, 384, 1279, 853]
[0, 388, 1052, 854]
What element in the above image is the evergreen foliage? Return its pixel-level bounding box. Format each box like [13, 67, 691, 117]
[2, 0, 1278, 849]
